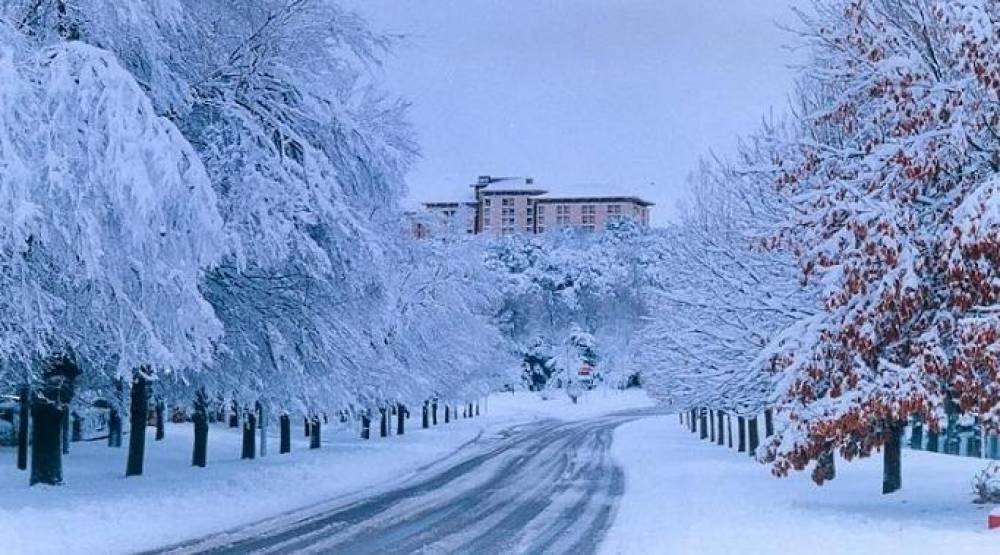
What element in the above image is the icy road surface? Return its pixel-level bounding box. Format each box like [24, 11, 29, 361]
[155, 409, 655, 555]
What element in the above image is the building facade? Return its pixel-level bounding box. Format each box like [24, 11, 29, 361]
[422, 176, 653, 236]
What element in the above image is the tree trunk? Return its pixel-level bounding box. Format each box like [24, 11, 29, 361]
[764, 408, 775, 437]
[155, 401, 165, 441]
[909, 420, 923, 450]
[310, 417, 321, 449]
[229, 401, 239, 428]
[30, 399, 63, 485]
[258, 403, 267, 457]
[445, 405, 451, 424]
[192, 390, 208, 468]
[125, 373, 149, 477]
[689, 408, 696, 433]
[748, 416, 760, 456]
[475, 402, 480, 416]
[882, 422, 903, 494]
[737, 416, 746, 452]
[698, 409, 708, 440]
[108, 408, 122, 447]
[71, 411, 82, 442]
[397, 404, 405, 435]
[361, 413, 371, 440]
[17, 387, 29, 471]
[242, 411, 256, 459]
[716, 410, 725, 446]
[61, 408, 70, 455]
[304, 416, 310, 437]
[31, 357, 79, 485]
[432, 402, 438, 425]
[380, 408, 388, 438]
[279, 414, 291, 454]
[726, 414, 733, 448]
[815, 447, 836, 483]
[709, 410, 716, 442]
[926, 428, 939, 452]
[422, 401, 429, 429]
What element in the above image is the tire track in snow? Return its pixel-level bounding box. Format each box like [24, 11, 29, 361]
[155, 408, 656, 555]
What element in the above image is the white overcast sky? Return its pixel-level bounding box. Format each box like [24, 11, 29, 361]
[346, 1, 801, 224]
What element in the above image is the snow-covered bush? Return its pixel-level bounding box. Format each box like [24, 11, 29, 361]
[972, 463, 1000, 504]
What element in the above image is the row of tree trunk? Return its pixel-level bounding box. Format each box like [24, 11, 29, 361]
[16, 373, 485, 486]
[681, 407, 772, 459]
[679, 408, 910, 493]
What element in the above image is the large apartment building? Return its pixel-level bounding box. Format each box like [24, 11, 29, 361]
[419, 176, 653, 236]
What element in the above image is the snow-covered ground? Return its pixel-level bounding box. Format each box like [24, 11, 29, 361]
[603, 415, 999, 555]
[2, 389, 651, 555]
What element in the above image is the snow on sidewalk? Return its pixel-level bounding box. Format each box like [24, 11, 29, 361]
[603, 415, 999, 555]
[2, 389, 650, 555]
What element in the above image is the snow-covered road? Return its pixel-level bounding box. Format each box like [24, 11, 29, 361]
[155, 408, 656, 555]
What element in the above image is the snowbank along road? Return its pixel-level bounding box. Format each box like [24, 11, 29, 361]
[152, 408, 658, 554]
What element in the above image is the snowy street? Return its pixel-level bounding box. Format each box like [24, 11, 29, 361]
[156, 407, 658, 554]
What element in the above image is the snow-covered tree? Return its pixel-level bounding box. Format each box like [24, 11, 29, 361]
[757, 0, 1000, 493]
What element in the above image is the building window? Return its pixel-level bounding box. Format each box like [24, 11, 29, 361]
[607, 204, 621, 214]
[582, 225, 596, 232]
[484, 218, 491, 226]
[537, 225, 545, 233]
[501, 226, 514, 234]
[484, 198, 491, 207]
[581, 205, 596, 215]
[556, 205, 570, 215]
[537, 216, 545, 224]
[556, 215, 570, 225]
[536, 205, 545, 215]
[502, 198, 513, 207]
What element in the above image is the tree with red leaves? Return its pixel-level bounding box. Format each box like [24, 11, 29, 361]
[760, 0, 1000, 494]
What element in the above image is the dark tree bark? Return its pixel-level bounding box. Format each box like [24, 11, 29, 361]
[31, 357, 79, 486]
[422, 401, 429, 429]
[926, 429, 939, 452]
[108, 407, 122, 447]
[716, 410, 725, 446]
[71, 411, 82, 442]
[445, 405, 451, 424]
[475, 402, 480, 416]
[432, 402, 438, 425]
[689, 408, 696, 433]
[309, 417, 321, 449]
[31, 400, 64, 485]
[709, 410, 715, 442]
[279, 414, 291, 454]
[737, 416, 747, 452]
[726, 414, 733, 448]
[229, 401, 239, 428]
[17, 387, 29, 471]
[361, 413, 371, 440]
[192, 390, 208, 468]
[764, 408, 775, 437]
[748, 416, 760, 456]
[380, 408, 388, 438]
[125, 372, 149, 477]
[61, 408, 70, 454]
[883, 422, 903, 494]
[397, 404, 405, 435]
[304, 416, 311, 437]
[155, 400, 165, 441]
[815, 447, 836, 483]
[698, 409, 708, 440]
[909, 420, 923, 450]
[242, 410, 256, 459]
